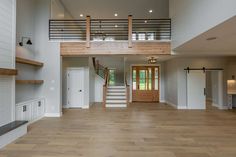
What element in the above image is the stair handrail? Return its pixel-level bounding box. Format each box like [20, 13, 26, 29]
[92, 57, 107, 80]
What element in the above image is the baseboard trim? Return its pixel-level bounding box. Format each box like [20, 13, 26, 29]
[219, 106, 229, 110]
[44, 112, 62, 117]
[106, 105, 127, 108]
[160, 100, 166, 103]
[211, 102, 221, 108]
[165, 101, 177, 108]
[82, 106, 89, 109]
[177, 106, 188, 109]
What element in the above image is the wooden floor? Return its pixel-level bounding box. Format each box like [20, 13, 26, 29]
[1, 103, 236, 157]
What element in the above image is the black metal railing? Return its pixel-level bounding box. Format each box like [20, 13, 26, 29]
[49, 19, 86, 40]
[49, 18, 171, 41]
[132, 19, 171, 40]
[90, 19, 128, 41]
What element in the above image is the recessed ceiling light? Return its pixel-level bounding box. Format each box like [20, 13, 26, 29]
[144, 20, 148, 23]
[149, 9, 153, 13]
[80, 14, 84, 17]
[114, 13, 118, 17]
[115, 25, 118, 28]
[206, 37, 217, 41]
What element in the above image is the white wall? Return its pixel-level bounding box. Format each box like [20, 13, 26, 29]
[0, 0, 16, 126]
[16, 0, 35, 59]
[33, 0, 61, 117]
[170, 0, 236, 50]
[164, 57, 236, 109]
[51, 0, 73, 19]
[15, 0, 43, 104]
[94, 75, 104, 102]
[96, 56, 125, 85]
[164, 59, 178, 106]
[206, 72, 212, 100]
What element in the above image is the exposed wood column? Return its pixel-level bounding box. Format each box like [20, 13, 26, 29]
[128, 15, 133, 48]
[86, 16, 91, 48]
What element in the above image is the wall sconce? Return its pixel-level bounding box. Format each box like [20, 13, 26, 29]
[19, 37, 32, 46]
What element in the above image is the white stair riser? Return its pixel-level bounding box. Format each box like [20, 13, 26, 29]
[107, 90, 126, 93]
[107, 93, 126, 96]
[107, 96, 126, 99]
[106, 100, 127, 103]
[106, 104, 127, 108]
[108, 86, 126, 89]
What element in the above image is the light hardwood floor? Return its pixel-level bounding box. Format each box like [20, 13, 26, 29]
[1, 103, 236, 157]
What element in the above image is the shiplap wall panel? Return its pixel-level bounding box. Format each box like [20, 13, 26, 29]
[0, 0, 16, 127]
[0, 77, 14, 127]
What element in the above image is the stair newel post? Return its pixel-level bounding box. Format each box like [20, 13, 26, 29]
[103, 68, 109, 108]
[103, 85, 107, 108]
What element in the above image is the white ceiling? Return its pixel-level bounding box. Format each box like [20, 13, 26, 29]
[174, 16, 236, 56]
[60, 0, 169, 19]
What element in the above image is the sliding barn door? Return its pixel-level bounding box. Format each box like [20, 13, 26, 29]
[187, 71, 206, 109]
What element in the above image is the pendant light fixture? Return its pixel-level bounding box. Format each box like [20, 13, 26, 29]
[148, 57, 158, 64]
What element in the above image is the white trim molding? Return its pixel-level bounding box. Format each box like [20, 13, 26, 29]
[44, 112, 62, 117]
[177, 106, 188, 110]
[82, 106, 89, 109]
[219, 106, 229, 110]
[165, 101, 177, 108]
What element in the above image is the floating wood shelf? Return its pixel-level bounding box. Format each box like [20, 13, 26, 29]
[16, 57, 44, 67]
[16, 80, 44, 84]
[0, 68, 17, 76]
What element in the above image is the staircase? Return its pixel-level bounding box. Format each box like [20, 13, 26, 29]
[92, 57, 129, 108]
[106, 86, 127, 108]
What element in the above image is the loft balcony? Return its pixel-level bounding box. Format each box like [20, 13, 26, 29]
[49, 16, 171, 56]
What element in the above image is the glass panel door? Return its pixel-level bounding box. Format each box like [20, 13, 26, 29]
[132, 66, 160, 102]
[139, 69, 147, 90]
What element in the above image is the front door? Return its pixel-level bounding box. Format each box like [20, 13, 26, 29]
[67, 68, 84, 108]
[132, 66, 159, 102]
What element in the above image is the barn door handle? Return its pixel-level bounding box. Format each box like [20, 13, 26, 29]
[204, 88, 206, 96]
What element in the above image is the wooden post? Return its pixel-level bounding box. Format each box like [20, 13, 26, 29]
[126, 85, 130, 107]
[86, 16, 91, 48]
[128, 15, 133, 48]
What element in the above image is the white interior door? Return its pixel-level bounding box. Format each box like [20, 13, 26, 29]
[187, 70, 206, 109]
[67, 69, 84, 108]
